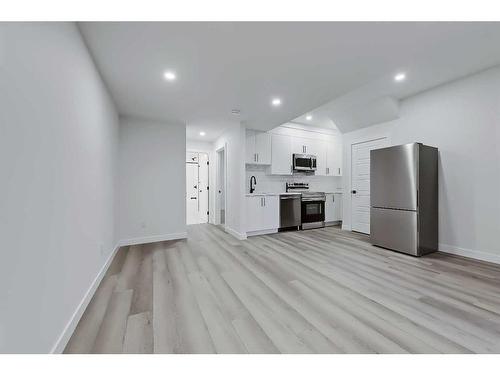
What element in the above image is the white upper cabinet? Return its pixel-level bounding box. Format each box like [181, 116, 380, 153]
[247, 125, 342, 176]
[270, 134, 292, 175]
[326, 138, 343, 176]
[255, 131, 271, 164]
[308, 139, 327, 176]
[292, 136, 316, 155]
[246, 129, 271, 165]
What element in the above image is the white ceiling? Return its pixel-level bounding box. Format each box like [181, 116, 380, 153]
[79, 22, 500, 141]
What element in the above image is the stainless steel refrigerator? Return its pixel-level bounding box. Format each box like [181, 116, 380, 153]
[370, 143, 438, 256]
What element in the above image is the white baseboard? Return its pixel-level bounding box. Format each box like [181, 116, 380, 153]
[247, 228, 278, 237]
[50, 242, 121, 353]
[119, 232, 187, 246]
[224, 226, 247, 240]
[439, 243, 500, 265]
[50, 231, 187, 353]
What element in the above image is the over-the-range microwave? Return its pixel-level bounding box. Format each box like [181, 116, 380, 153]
[293, 153, 317, 172]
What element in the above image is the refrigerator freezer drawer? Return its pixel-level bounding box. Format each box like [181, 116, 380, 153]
[370, 207, 419, 256]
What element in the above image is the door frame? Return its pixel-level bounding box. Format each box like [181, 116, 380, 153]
[197, 151, 210, 224]
[215, 144, 227, 227]
[342, 130, 391, 232]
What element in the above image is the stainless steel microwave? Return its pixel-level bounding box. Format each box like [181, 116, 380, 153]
[293, 153, 317, 172]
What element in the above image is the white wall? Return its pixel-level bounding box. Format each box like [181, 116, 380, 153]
[213, 123, 247, 238]
[342, 66, 500, 263]
[117, 117, 187, 244]
[0, 23, 119, 353]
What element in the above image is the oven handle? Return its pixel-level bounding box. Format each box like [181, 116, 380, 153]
[301, 198, 326, 202]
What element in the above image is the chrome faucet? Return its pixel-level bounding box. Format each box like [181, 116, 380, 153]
[250, 175, 257, 194]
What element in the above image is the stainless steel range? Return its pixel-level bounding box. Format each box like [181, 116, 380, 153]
[286, 182, 326, 230]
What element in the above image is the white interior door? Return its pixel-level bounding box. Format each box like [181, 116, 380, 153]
[198, 153, 209, 223]
[186, 163, 199, 225]
[216, 148, 225, 226]
[351, 138, 388, 234]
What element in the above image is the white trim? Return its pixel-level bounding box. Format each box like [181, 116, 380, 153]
[50, 242, 121, 354]
[119, 232, 187, 246]
[225, 226, 247, 240]
[246, 228, 278, 237]
[439, 243, 500, 265]
[50, 230, 187, 353]
[215, 144, 227, 227]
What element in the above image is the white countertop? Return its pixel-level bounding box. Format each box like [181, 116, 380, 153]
[246, 191, 342, 197]
[245, 192, 301, 197]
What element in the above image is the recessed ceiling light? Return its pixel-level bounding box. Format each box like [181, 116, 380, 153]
[199, 131, 206, 136]
[271, 98, 281, 106]
[394, 72, 406, 82]
[163, 71, 176, 81]
[306, 115, 313, 121]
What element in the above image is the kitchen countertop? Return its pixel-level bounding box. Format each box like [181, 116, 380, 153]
[245, 192, 301, 197]
[246, 191, 342, 197]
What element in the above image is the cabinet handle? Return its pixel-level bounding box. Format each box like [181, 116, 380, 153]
[332, 195, 335, 202]
[326, 167, 329, 174]
[264, 197, 266, 206]
[338, 168, 341, 175]
[257, 153, 259, 163]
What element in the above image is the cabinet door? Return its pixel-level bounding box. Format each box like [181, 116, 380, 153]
[246, 196, 263, 232]
[270, 134, 292, 175]
[325, 194, 335, 222]
[326, 138, 343, 176]
[262, 196, 279, 230]
[292, 137, 306, 154]
[246, 130, 256, 164]
[309, 139, 327, 176]
[332, 139, 343, 176]
[333, 193, 343, 221]
[255, 132, 271, 164]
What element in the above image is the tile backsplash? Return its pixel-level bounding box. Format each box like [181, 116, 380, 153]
[246, 165, 342, 194]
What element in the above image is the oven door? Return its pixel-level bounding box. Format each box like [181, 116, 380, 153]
[293, 154, 312, 171]
[301, 199, 325, 224]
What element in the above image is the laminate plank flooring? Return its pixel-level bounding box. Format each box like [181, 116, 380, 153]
[64, 224, 500, 353]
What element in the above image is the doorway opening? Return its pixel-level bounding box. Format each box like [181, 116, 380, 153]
[215, 145, 226, 227]
[186, 151, 209, 225]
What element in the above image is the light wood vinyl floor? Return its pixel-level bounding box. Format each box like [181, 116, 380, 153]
[64, 224, 500, 353]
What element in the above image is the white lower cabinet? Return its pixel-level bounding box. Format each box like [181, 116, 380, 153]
[325, 193, 343, 223]
[246, 195, 279, 234]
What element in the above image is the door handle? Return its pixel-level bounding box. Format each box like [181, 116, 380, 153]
[190, 197, 197, 200]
